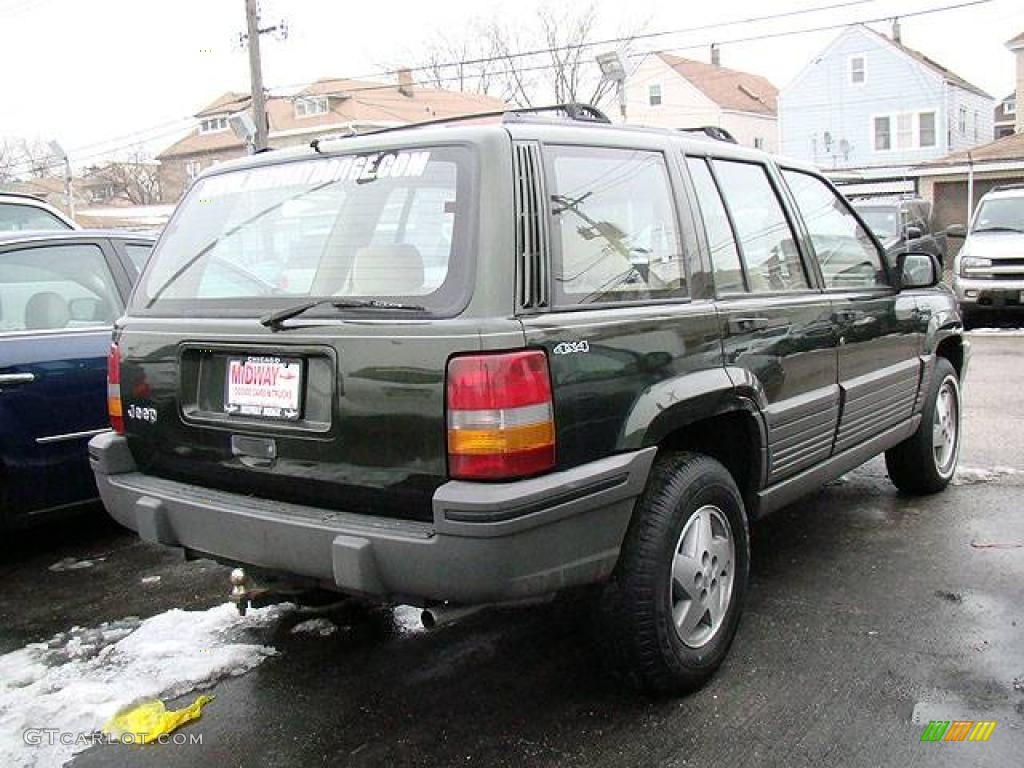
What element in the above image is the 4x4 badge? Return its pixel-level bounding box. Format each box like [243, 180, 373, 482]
[552, 340, 590, 355]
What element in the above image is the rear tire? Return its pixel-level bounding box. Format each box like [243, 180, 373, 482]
[596, 452, 749, 695]
[885, 357, 961, 494]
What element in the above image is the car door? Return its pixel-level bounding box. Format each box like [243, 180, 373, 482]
[687, 156, 839, 485]
[0, 239, 129, 521]
[780, 170, 924, 454]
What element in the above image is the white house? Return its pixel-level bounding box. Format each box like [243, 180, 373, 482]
[622, 51, 778, 151]
[779, 25, 993, 170]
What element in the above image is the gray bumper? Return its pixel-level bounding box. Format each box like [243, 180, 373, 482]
[89, 433, 655, 604]
[953, 277, 1024, 309]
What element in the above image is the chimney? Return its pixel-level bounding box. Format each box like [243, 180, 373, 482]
[397, 68, 414, 98]
[710, 44, 721, 67]
[892, 17, 902, 44]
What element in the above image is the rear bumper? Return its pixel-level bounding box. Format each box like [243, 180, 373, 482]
[89, 432, 655, 604]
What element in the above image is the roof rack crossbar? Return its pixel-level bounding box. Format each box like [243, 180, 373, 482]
[992, 183, 1024, 193]
[677, 126, 738, 144]
[310, 103, 611, 149]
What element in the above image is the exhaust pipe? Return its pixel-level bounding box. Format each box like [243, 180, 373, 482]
[420, 604, 487, 630]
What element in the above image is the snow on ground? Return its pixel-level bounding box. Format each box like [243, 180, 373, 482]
[391, 605, 425, 634]
[48, 557, 104, 573]
[967, 328, 1024, 336]
[953, 465, 1018, 486]
[0, 602, 292, 768]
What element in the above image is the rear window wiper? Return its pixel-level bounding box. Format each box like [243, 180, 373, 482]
[260, 298, 426, 329]
[973, 226, 1024, 233]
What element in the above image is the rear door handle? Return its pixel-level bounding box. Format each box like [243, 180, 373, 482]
[0, 372, 35, 387]
[728, 316, 772, 332]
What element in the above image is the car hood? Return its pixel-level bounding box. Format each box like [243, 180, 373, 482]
[961, 231, 1024, 259]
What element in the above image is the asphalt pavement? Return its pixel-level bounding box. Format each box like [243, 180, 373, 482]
[2, 333, 1022, 767]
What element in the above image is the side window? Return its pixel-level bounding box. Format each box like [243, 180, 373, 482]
[782, 170, 888, 290]
[124, 243, 153, 273]
[548, 146, 685, 305]
[0, 244, 121, 332]
[686, 157, 744, 293]
[711, 160, 809, 292]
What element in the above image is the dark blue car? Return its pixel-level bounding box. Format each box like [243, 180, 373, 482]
[0, 230, 153, 528]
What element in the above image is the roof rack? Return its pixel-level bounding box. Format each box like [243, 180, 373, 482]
[311, 103, 611, 151]
[992, 183, 1024, 193]
[678, 126, 738, 144]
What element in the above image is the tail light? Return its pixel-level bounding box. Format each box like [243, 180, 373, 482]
[446, 350, 556, 480]
[107, 342, 124, 435]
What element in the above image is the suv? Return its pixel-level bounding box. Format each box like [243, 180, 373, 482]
[0, 192, 77, 231]
[952, 184, 1024, 325]
[90, 106, 967, 694]
[852, 196, 944, 262]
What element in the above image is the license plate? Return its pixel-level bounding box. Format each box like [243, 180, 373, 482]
[225, 356, 302, 420]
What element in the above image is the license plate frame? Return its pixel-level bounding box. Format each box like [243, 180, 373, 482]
[224, 356, 303, 421]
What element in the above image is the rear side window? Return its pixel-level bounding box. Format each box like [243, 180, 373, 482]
[782, 170, 888, 290]
[711, 160, 809, 293]
[686, 157, 744, 293]
[136, 146, 472, 317]
[547, 146, 685, 305]
[0, 203, 71, 232]
[0, 244, 121, 332]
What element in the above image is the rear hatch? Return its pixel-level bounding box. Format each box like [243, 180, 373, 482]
[117, 140, 521, 522]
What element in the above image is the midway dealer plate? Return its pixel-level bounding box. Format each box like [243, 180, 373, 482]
[225, 356, 303, 420]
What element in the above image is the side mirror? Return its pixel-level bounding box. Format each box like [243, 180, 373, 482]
[898, 252, 940, 290]
[905, 225, 923, 240]
[945, 224, 967, 238]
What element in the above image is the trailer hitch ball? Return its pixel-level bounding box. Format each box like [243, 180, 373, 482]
[230, 568, 250, 616]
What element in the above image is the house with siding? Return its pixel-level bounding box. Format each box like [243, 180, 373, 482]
[156, 73, 504, 201]
[622, 51, 778, 151]
[779, 24, 993, 170]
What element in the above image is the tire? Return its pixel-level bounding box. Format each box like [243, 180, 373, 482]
[885, 357, 961, 494]
[596, 452, 749, 695]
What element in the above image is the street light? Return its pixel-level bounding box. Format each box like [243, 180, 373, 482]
[595, 50, 628, 122]
[48, 140, 74, 220]
[229, 112, 259, 154]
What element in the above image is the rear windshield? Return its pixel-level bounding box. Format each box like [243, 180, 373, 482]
[134, 146, 473, 316]
[0, 203, 72, 232]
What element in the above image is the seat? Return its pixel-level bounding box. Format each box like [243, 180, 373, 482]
[350, 244, 425, 296]
[24, 291, 70, 331]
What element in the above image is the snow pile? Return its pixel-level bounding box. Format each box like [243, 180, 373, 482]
[0, 602, 291, 768]
[953, 465, 1018, 486]
[48, 557, 104, 573]
[966, 327, 1024, 336]
[391, 605, 425, 634]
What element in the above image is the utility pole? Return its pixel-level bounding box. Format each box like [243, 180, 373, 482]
[244, 0, 269, 151]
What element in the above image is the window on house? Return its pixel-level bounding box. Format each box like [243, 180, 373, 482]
[648, 84, 662, 106]
[295, 96, 329, 118]
[199, 116, 229, 134]
[896, 113, 913, 149]
[919, 112, 937, 147]
[711, 160, 809, 293]
[958, 106, 967, 133]
[874, 116, 891, 151]
[1008, 100, 1017, 116]
[850, 56, 865, 84]
[754, 137, 765, 150]
[185, 160, 201, 180]
[973, 110, 980, 140]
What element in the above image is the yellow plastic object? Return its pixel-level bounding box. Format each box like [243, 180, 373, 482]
[102, 695, 213, 744]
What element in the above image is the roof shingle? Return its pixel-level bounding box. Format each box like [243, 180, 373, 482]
[656, 53, 778, 116]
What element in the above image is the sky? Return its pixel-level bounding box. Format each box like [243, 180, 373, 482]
[0, 0, 1020, 168]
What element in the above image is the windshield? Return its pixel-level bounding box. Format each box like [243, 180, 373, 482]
[972, 197, 1024, 233]
[135, 146, 472, 316]
[855, 207, 901, 240]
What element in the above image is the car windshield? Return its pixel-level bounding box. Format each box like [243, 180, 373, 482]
[135, 146, 472, 316]
[0, 202, 72, 232]
[972, 197, 1024, 233]
[855, 207, 901, 239]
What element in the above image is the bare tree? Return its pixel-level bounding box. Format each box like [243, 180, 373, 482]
[91, 150, 161, 205]
[407, 3, 647, 109]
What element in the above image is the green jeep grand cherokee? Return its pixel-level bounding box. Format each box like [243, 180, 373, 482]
[90, 106, 967, 694]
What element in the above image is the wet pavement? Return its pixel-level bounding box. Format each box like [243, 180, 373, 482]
[2, 334, 1022, 767]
